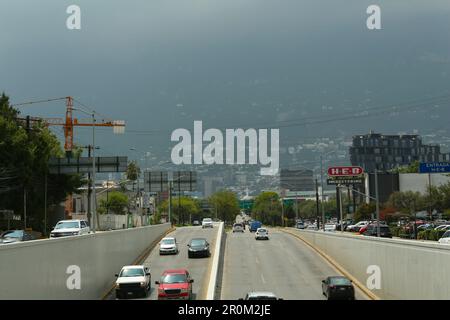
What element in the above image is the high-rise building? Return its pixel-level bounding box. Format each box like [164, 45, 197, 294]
[350, 132, 450, 173]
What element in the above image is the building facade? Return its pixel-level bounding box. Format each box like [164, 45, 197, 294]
[350, 132, 450, 173]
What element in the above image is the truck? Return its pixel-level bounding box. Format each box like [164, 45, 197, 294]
[249, 220, 262, 232]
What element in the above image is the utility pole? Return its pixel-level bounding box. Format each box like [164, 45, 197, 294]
[23, 188, 27, 229]
[168, 180, 172, 224]
[320, 155, 325, 230]
[91, 113, 97, 233]
[44, 174, 47, 236]
[339, 185, 344, 233]
[315, 179, 320, 230]
[374, 169, 380, 237]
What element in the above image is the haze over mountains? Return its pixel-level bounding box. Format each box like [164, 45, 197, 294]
[1, 0, 450, 168]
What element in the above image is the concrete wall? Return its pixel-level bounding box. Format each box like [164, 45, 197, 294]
[289, 229, 450, 300]
[71, 213, 150, 230]
[0, 223, 170, 299]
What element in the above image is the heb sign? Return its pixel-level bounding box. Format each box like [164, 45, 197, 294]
[327, 166, 364, 177]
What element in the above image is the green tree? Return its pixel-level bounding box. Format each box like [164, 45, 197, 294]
[252, 191, 282, 226]
[386, 191, 425, 215]
[158, 196, 201, 225]
[126, 161, 140, 184]
[0, 93, 83, 232]
[208, 190, 240, 223]
[354, 203, 376, 221]
[390, 160, 420, 173]
[99, 191, 129, 215]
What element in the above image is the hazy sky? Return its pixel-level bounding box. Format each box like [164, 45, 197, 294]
[1, 0, 450, 163]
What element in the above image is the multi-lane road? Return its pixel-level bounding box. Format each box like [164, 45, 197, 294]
[107, 219, 370, 300]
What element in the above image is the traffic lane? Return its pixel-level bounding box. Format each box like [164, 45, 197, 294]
[221, 228, 369, 300]
[143, 225, 218, 300]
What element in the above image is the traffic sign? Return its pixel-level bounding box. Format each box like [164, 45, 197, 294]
[327, 177, 364, 185]
[49, 156, 128, 174]
[419, 162, 450, 173]
[327, 166, 363, 177]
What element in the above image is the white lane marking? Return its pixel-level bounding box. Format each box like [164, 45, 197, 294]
[261, 273, 266, 284]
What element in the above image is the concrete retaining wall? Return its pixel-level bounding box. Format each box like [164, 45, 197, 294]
[289, 229, 450, 300]
[0, 223, 170, 299]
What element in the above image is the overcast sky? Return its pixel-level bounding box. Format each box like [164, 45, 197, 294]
[1, 0, 450, 161]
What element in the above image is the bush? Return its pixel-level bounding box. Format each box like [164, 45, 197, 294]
[417, 229, 446, 241]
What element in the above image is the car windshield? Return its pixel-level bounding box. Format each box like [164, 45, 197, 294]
[161, 273, 187, 284]
[1, 230, 23, 239]
[442, 231, 450, 238]
[248, 296, 277, 300]
[190, 239, 206, 246]
[203, 219, 212, 222]
[120, 268, 144, 277]
[162, 239, 175, 245]
[330, 277, 352, 285]
[55, 222, 79, 229]
[258, 229, 267, 232]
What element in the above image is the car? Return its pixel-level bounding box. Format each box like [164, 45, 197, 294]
[159, 237, 179, 255]
[239, 292, 282, 300]
[417, 223, 435, 231]
[50, 219, 90, 238]
[115, 265, 151, 299]
[155, 269, 194, 300]
[187, 238, 211, 258]
[324, 223, 336, 232]
[249, 220, 262, 232]
[296, 221, 305, 229]
[202, 218, 213, 228]
[435, 224, 450, 231]
[255, 227, 269, 240]
[232, 223, 244, 233]
[438, 230, 450, 244]
[362, 224, 392, 238]
[346, 221, 369, 232]
[0, 230, 38, 244]
[306, 224, 317, 230]
[322, 276, 355, 300]
[192, 220, 200, 226]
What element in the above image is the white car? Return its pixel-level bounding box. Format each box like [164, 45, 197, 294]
[232, 223, 244, 233]
[255, 228, 269, 240]
[115, 265, 151, 299]
[240, 291, 281, 300]
[202, 218, 213, 228]
[159, 237, 179, 255]
[324, 223, 337, 232]
[438, 231, 450, 244]
[50, 219, 90, 238]
[435, 225, 450, 231]
[346, 221, 369, 232]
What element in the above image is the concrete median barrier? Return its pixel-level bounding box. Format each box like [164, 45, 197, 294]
[0, 223, 170, 299]
[287, 228, 450, 300]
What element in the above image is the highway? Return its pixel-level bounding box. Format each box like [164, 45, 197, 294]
[220, 227, 370, 300]
[107, 225, 219, 300]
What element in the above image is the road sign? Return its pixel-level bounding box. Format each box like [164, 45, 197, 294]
[49, 157, 128, 174]
[328, 166, 363, 177]
[239, 199, 254, 210]
[280, 169, 314, 191]
[419, 162, 450, 173]
[327, 177, 364, 185]
[144, 171, 197, 192]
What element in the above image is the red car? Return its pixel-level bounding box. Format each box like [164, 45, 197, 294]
[155, 269, 194, 300]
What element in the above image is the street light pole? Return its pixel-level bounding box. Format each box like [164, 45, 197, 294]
[374, 169, 380, 238]
[92, 112, 97, 233]
[320, 154, 325, 230]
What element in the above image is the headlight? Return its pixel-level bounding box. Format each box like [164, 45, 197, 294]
[140, 281, 146, 287]
[72, 231, 80, 235]
[115, 283, 120, 289]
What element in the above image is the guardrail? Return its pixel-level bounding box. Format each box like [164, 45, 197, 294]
[287, 228, 450, 300]
[0, 223, 170, 299]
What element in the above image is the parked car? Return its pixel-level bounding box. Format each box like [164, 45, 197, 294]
[322, 276, 355, 300]
[363, 224, 392, 238]
[232, 223, 244, 233]
[249, 220, 262, 232]
[192, 220, 200, 226]
[0, 230, 38, 244]
[187, 238, 211, 258]
[115, 265, 151, 299]
[306, 224, 317, 230]
[50, 219, 90, 238]
[435, 224, 450, 231]
[346, 221, 369, 232]
[324, 223, 337, 232]
[255, 227, 269, 240]
[155, 269, 194, 300]
[159, 237, 179, 255]
[296, 221, 305, 229]
[202, 218, 213, 228]
[417, 223, 435, 231]
[438, 231, 450, 244]
[239, 292, 281, 300]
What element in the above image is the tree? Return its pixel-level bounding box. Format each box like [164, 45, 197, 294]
[99, 191, 128, 215]
[158, 196, 201, 224]
[126, 161, 140, 183]
[0, 93, 83, 232]
[390, 160, 420, 173]
[386, 191, 425, 215]
[354, 203, 376, 221]
[208, 190, 240, 223]
[252, 191, 282, 226]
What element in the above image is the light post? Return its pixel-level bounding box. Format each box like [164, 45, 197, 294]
[320, 150, 338, 230]
[73, 107, 97, 232]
